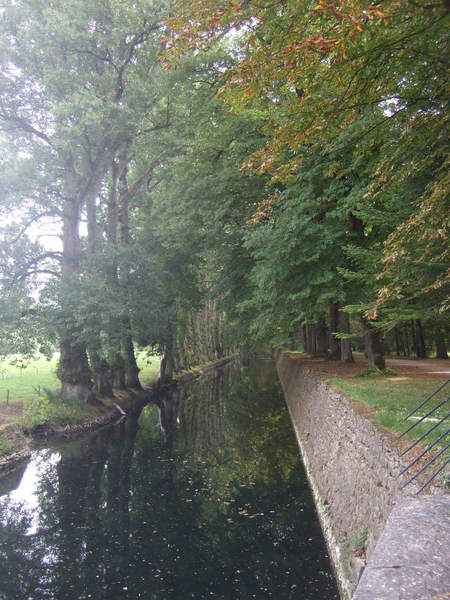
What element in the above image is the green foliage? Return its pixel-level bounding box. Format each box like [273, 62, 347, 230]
[0, 0, 173, 390]
[350, 525, 368, 555]
[132, 49, 268, 350]
[23, 393, 52, 427]
[135, 353, 160, 385]
[23, 387, 96, 428]
[0, 0, 448, 396]
[165, 0, 450, 347]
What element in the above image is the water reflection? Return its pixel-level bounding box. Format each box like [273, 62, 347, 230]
[0, 361, 339, 599]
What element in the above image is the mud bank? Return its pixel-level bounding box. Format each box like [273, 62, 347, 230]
[0, 423, 31, 475]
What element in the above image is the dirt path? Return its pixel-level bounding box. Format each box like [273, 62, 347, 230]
[286, 353, 450, 379]
[386, 357, 450, 378]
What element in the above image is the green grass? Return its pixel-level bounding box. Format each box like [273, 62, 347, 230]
[326, 374, 448, 444]
[136, 352, 160, 385]
[0, 351, 160, 407]
[44, 399, 97, 426]
[349, 525, 368, 555]
[355, 366, 398, 378]
[0, 354, 60, 406]
[0, 439, 13, 457]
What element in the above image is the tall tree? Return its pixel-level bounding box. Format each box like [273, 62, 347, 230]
[130, 50, 268, 364]
[0, 0, 168, 401]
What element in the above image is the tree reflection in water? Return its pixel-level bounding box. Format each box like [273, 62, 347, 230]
[0, 361, 339, 599]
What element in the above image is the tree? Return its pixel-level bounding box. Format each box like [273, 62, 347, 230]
[0, 0, 168, 401]
[167, 0, 450, 333]
[131, 49, 268, 366]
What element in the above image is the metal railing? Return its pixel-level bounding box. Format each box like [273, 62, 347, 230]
[398, 379, 449, 494]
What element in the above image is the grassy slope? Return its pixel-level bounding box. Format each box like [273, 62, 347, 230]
[326, 373, 448, 445]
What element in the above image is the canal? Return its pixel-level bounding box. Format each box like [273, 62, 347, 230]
[0, 360, 339, 599]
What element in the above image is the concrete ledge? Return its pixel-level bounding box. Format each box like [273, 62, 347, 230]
[354, 495, 450, 599]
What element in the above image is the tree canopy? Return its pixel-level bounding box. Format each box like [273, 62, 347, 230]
[0, 0, 448, 402]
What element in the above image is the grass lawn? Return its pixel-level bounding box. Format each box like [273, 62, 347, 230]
[326, 373, 448, 446]
[0, 354, 60, 406]
[0, 352, 160, 407]
[136, 351, 160, 386]
[0, 352, 160, 429]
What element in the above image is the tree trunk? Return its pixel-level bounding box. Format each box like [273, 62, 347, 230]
[404, 326, 410, 356]
[159, 347, 174, 384]
[415, 320, 427, 358]
[58, 329, 95, 403]
[86, 192, 115, 396]
[397, 328, 406, 356]
[58, 159, 95, 403]
[301, 325, 307, 353]
[213, 301, 222, 359]
[411, 321, 419, 357]
[394, 327, 401, 357]
[329, 301, 341, 359]
[435, 326, 448, 359]
[209, 300, 218, 360]
[316, 315, 328, 355]
[339, 311, 354, 363]
[122, 333, 142, 389]
[90, 352, 114, 397]
[112, 354, 126, 389]
[159, 309, 174, 384]
[159, 350, 168, 384]
[306, 324, 313, 354]
[118, 155, 142, 390]
[364, 328, 386, 370]
[105, 157, 133, 390]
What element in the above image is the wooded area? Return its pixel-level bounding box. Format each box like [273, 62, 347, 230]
[0, 0, 448, 403]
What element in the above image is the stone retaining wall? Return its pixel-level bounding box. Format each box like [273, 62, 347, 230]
[276, 352, 403, 598]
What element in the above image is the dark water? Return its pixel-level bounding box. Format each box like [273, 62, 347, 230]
[0, 360, 339, 599]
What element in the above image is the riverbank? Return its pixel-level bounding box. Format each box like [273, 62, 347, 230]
[0, 423, 31, 474]
[0, 354, 238, 477]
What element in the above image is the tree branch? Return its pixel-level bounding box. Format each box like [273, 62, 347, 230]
[6, 212, 61, 245]
[8, 252, 62, 284]
[0, 105, 53, 147]
[114, 21, 162, 102]
[121, 158, 160, 204]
